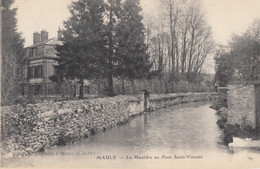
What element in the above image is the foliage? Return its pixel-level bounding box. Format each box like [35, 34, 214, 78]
[2, 0, 25, 106]
[214, 19, 260, 85]
[53, 0, 108, 98]
[230, 33, 260, 81]
[223, 124, 241, 145]
[114, 0, 152, 80]
[223, 124, 259, 145]
[216, 109, 228, 129]
[55, 0, 107, 81]
[112, 78, 211, 95]
[214, 48, 234, 86]
[54, 0, 152, 97]
[215, 106, 260, 145]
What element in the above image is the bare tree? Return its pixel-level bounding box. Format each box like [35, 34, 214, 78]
[145, 0, 214, 83]
[161, 0, 183, 77]
[176, 0, 214, 81]
[147, 14, 169, 74]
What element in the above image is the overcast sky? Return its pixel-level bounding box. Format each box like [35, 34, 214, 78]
[12, 0, 260, 73]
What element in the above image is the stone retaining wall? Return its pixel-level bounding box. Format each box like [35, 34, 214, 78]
[1, 92, 209, 160]
[149, 93, 209, 110]
[227, 84, 256, 128]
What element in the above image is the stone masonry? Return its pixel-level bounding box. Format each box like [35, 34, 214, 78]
[227, 84, 256, 128]
[1, 93, 209, 160]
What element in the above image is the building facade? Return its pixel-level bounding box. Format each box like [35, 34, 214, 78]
[22, 30, 63, 96]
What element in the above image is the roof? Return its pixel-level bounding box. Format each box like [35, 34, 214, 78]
[26, 37, 63, 48]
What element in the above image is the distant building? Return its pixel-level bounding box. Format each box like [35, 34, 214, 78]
[21, 30, 63, 96]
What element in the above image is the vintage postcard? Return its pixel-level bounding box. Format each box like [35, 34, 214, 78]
[1, 0, 260, 168]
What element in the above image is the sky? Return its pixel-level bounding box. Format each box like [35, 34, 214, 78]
[12, 0, 260, 73]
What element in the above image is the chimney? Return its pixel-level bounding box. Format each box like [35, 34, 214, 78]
[33, 32, 41, 44]
[41, 30, 49, 42]
[57, 27, 62, 40]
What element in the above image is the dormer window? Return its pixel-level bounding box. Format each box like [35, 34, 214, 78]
[28, 48, 36, 57]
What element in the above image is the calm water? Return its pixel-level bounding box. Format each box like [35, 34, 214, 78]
[5, 102, 259, 168]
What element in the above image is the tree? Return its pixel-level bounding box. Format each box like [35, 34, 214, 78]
[149, 20, 170, 75]
[230, 34, 260, 81]
[214, 19, 260, 85]
[2, 0, 24, 105]
[106, 0, 117, 96]
[114, 0, 152, 85]
[149, 0, 215, 83]
[214, 46, 234, 86]
[54, 0, 107, 99]
[179, 0, 215, 82]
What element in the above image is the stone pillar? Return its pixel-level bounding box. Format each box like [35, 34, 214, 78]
[143, 89, 150, 112]
[79, 78, 84, 99]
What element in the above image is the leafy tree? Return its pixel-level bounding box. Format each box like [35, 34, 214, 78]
[114, 0, 152, 82]
[2, 0, 24, 105]
[214, 19, 260, 86]
[106, 0, 122, 96]
[229, 34, 260, 81]
[214, 47, 234, 86]
[54, 0, 107, 98]
[55, 0, 152, 96]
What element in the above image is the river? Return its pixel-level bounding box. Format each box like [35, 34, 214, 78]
[3, 101, 260, 168]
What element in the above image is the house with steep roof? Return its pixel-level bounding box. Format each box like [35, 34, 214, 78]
[21, 30, 63, 96]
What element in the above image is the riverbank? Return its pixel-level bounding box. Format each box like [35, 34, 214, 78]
[3, 102, 230, 168]
[1, 92, 210, 164]
[214, 106, 260, 149]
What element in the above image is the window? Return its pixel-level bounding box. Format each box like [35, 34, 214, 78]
[32, 48, 36, 57]
[29, 65, 43, 78]
[28, 67, 32, 78]
[28, 48, 36, 57]
[23, 67, 27, 78]
[31, 84, 42, 95]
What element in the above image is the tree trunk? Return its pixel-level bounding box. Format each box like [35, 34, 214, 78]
[169, 3, 176, 80]
[79, 77, 84, 99]
[122, 77, 126, 95]
[187, 30, 195, 81]
[108, 4, 114, 97]
[181, 30, 187, 75]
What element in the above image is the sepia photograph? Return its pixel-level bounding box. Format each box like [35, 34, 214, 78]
[1, 0, 260, 168]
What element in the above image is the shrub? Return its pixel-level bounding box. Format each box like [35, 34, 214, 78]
[57, 133, 69, 146]
[113, 78, 211, 95]
[217, 116, 228, 129]
[223, 124, 241, 144]
[222, 124, 259, 145]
